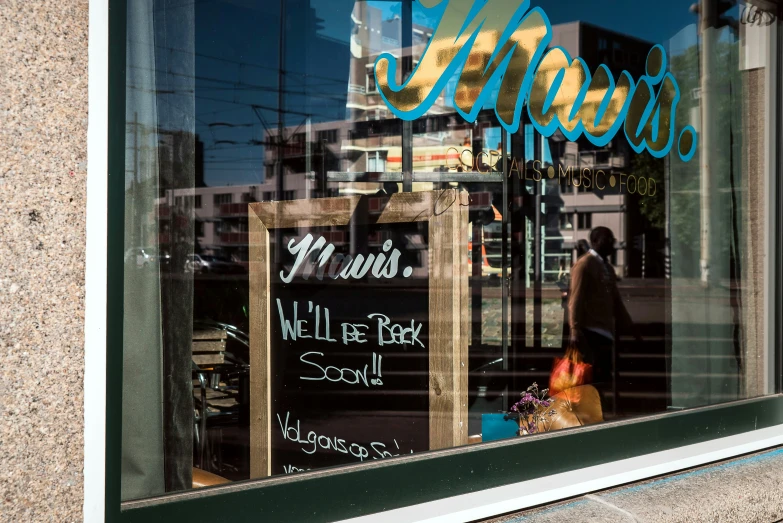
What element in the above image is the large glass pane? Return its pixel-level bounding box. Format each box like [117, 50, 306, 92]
[122, 0, 781, 500]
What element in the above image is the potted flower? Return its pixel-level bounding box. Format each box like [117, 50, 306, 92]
[508, 382, 556, 435]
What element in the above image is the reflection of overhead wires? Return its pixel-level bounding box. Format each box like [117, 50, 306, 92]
[126, 39, 351, 155]
[208, 122, 255, 128]
[200, 167, 263, 172]
[152, 0, 210, 12]
[204, 157, 263, 163]
[195, 94, 330, 119]
[127, 64, 348, 102]
[204, 157, 264, 165]
[128, 83, 344, 122]
[204, 143, 265, 152]
[125, 33, 356, 179]
[128, 39, 350, 87]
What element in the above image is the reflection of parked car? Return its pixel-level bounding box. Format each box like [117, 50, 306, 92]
[186, 254, 246, 274]
[159, 250, 171, 269]
[124, 247, 158, 268]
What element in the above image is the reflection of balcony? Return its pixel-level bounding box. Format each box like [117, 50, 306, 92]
[346, 90, 386, 111]
[267, 143, 307, 160]
[579, 150, 626, 169]
[217, 232, 248, 245]
[218, 203, 250, 217]
[350, 36, 362, 58]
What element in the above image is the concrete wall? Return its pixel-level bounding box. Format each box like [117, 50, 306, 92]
[0, 1, 88, 521]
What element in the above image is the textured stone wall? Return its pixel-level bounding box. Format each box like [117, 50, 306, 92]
[742, 67, 768, 399]
[0, 1, 88, 521]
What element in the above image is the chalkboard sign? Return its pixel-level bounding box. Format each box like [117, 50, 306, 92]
[248, 190, 469, 478]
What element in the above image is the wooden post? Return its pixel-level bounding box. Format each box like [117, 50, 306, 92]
[428, 190, 470, 449]
[248, 205, 272, 478]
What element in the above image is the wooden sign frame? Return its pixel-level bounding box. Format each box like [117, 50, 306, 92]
[248, 189, 469, 478]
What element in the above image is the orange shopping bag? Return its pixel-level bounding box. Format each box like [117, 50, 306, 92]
[549, 345, 593, 396]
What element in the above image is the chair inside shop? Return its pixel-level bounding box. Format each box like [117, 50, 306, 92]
[192, 322, 250, 479]
[192, 467, 230, 489]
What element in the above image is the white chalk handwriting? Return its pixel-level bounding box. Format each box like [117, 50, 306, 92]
[276, 412, 413, 464]
[277, 299, 424, 349]
[300, 351, 384, 387]
[280, 236, 414, 283]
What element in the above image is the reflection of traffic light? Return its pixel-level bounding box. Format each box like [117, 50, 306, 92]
[690, 0, 738, 32]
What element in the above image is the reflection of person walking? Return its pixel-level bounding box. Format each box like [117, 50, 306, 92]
[568, 227, 634, 415]
[559, 239, 591, 348]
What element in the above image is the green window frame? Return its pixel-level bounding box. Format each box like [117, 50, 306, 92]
[99, 0, 783, 521]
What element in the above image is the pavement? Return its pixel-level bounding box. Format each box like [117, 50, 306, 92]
[484, 447, 783, 523]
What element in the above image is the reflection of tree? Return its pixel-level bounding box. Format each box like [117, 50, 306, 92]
[668, 44, 700, 274]
[668, 38, 740, 278]
[632, 151, 665, 230]
[125, 175, 159, 249]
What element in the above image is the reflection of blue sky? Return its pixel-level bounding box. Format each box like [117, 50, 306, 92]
[333, 0, 708, 45]
[526, 125, 553, 164]
[483, 127, 502, 152]
[197, 0, 712, 186]
[481, 126, 552, 164]
[196, 0, 351, 186]
[668, 24, 699, 58]
[528, 0, 700, 45]
[369, 0, 704, 110]
[420, 0, 710, 45]
[316, 1, 445, 40]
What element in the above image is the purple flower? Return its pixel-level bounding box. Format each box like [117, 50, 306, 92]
[510, 382, 556, 431]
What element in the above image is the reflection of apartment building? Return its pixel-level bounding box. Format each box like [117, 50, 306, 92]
[224, 19, 660, 276]
[159, 182, 310, 264]
[345, 5, 410, 174]
[158, 182, 430, 276]
[264, 5, 501, 186]
[544, 22, 657, 280]
[346, 4, 463, 174]
[158, 185, 251, 264]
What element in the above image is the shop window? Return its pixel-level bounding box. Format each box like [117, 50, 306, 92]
[213, 193, 232, 206]
[112, 1, 782, 520]
[367, 151, 386, 172]
[318, 129, 338, 143]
